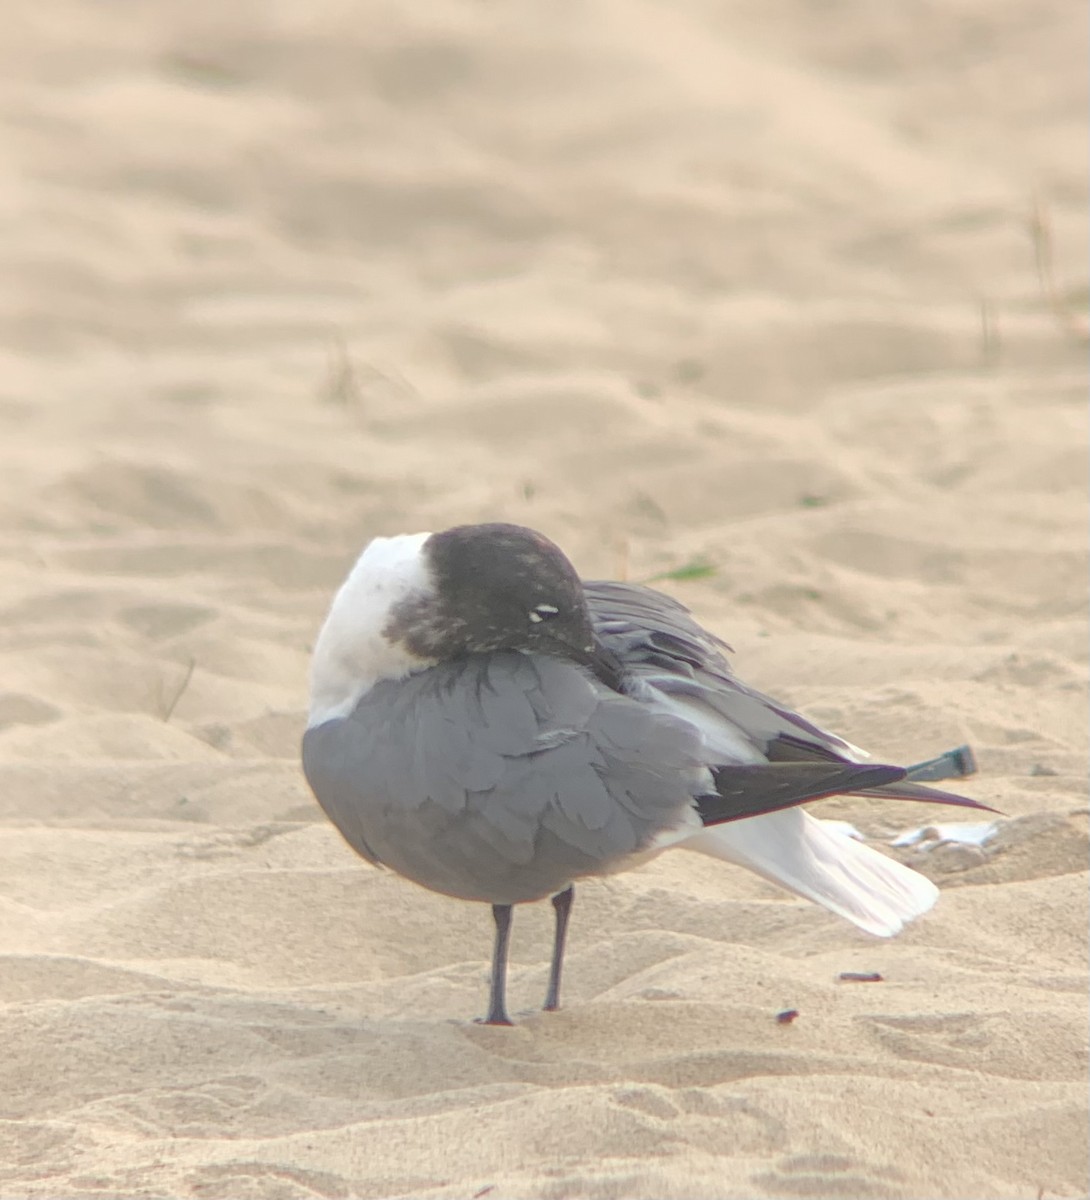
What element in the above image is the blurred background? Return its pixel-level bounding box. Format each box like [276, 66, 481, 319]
[0, 6, 1086, 1198]
[1, 0, 1086, 769]
[2, 1, 1085, 562]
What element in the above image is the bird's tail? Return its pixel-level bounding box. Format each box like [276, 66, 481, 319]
[684, 806, 939, 937]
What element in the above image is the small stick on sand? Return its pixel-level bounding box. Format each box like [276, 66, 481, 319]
[160, 658, 196, 723]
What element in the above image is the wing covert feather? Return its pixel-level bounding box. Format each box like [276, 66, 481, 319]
[302, 650, 705, 904]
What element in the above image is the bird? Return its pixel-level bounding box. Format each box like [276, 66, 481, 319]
[301, 522, 991, 1025]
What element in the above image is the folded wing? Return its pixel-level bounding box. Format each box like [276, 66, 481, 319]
[586, 580, 989, 935]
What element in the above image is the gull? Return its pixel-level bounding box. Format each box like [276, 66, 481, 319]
[302, 523, 989, 1025]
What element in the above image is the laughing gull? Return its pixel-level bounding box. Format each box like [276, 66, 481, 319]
[302, 523, 989, 1025]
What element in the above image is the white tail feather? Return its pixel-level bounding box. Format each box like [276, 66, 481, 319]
[684, 807, 939, 937]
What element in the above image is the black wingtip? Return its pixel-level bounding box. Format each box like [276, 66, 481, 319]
[854, 777, 998, 816]
[700, 761, 907, 826]
[865, 780, 1002, 814]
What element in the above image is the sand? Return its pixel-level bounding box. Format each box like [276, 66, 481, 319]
[0, 2, 1086, 1197]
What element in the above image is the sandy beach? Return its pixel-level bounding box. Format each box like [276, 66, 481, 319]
[0, 2, 1086, 1197]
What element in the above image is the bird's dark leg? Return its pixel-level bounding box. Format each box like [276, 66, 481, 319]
[543, 885, 574, 1013]
[480, 903, 514, 1026]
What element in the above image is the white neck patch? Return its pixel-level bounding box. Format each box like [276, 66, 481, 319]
[307, 532, 435, 726]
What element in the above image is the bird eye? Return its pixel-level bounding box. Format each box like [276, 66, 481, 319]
[528, 602, 560, 624]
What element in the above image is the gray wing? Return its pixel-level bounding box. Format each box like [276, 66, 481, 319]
[585, 581, 991, 815]
[302, 651, 709, 906]
[584, 580, 863, 765]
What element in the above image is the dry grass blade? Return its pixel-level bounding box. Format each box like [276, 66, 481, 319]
[642, 556, 716, 585]
[1029, 197, 1090, 341]
[160, 658, 196, 723]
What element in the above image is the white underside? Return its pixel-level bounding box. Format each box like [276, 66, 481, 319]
[682, 807, 938, 936]
[642, 679, 938, 936]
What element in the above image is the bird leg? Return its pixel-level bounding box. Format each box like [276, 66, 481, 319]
[480, 903, 514, 1026]
[543, 885, 574, 1012]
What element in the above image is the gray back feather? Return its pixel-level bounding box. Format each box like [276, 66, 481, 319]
[302, 651, 707, 905]
[584, 580, 860, 764]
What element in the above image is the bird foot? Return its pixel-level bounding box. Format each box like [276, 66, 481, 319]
[474, 1012, 514, 1027]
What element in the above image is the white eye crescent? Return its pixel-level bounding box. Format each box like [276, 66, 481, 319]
[528, 602, 560, 624]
